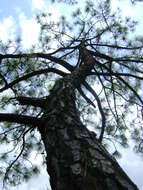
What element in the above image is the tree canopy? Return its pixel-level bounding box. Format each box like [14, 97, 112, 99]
[0, 0, 143, 189]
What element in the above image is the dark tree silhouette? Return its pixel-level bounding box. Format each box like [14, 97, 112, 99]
[0, 1, 143, 189]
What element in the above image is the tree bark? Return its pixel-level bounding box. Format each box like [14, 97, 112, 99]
[38, 77, 139, 190]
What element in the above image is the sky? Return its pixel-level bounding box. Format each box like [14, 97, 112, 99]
[0, 0, 143, 189]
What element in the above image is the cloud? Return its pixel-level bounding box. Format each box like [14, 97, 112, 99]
[19, 12, 40, 49]
[18, 3, 61, 49]
[31, 0, 45, 11]
[0, 16, 16, 42]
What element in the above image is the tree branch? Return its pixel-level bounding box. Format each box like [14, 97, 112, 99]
[0, 68, 67, 92]
[118, 77, 143, 105]
[16, 96, 47, 108]
[0, 73, 8, 86]
[90, 43, 143, 50]
[0, 113, 43, 126]
[83, 81, 106, 142]
[89, 49, 143, 63]
[89, 49, 113, 62]
[3, 129, 28, 188]
[77, 86, 96, 108]
[90, 71, 143, 80]
[0, 53, 74, 71]
[92, 59, 143, 106]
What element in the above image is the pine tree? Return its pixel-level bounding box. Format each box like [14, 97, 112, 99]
[0, 1, 143, 189]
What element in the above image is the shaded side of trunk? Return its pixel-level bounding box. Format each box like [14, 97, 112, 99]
[38, 78, 138, 190]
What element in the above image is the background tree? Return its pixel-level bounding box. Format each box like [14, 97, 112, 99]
[0, 0, 143, 189]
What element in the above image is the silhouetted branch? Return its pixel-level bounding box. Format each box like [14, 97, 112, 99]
[0, 113, 43, 126]
[123, 64, 143, 75]
[0, 73, 8, 86]
[92, 59, 143, 106]
[3, 128, 30, 188]
[90, 43, 143, 50]
[77, 86, 96, 108]
[90, 71, 143, 80]
[83, 81, 106, 142]
[118, 77, 143, 105]
[89, 49, 143, 63]
[0, 53, 74, 71]
[16, 96, 47, 108]
[0, 68, 67, 92]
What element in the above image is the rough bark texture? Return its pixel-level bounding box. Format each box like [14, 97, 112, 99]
[38, 78, 139, 190]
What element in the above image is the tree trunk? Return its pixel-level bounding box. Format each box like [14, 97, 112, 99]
[38, 77, 139, 190]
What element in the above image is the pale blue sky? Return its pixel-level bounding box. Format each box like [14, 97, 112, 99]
[0, 0, 31, 18]
[0, 0, 143, 190]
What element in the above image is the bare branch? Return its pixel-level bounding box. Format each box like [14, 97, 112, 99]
[89, 49, 113, 62]
[92, 59, 143, 106]
[118, 77, 143, 105]
[90, 43, 143, 50]
[89, 49, 143, 63]
[0, 125, 22, 136]
[0, 68, 67, 92]
[3, 128, 30, 188]
[83, 81, 106, 142]
[0, 113, 43, 126]
[90, 71, 143, 80]
[77, 86, 96, 108]
[16, 96, 47, 108]
[0, 53, 74, 71]
[0, 73, 8, 86]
